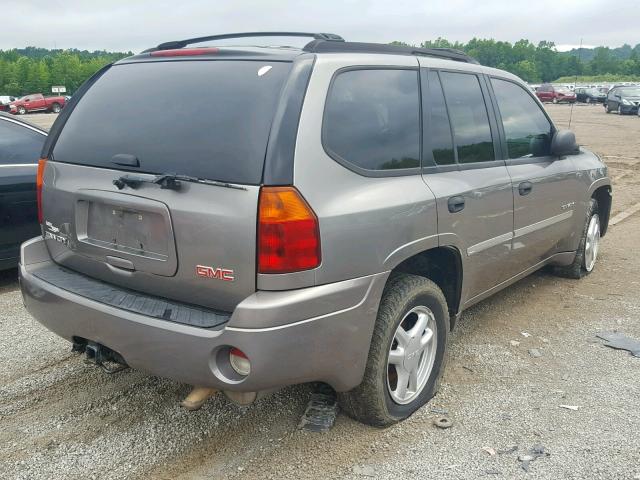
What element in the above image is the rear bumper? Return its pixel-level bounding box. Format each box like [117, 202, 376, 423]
[20, 237, 388, 392]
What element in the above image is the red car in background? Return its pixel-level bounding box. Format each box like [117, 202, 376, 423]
[9, 93, 65, 115]
[535, 84, 576, 103]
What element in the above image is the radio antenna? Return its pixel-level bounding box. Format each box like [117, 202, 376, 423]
[568, 38, 583, 130]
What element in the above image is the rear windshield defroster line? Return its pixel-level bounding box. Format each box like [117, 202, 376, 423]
[52, 60, 292, 185]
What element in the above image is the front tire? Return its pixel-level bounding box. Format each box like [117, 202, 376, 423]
[50, 102, 61, 113]
[17, 106, 26, 115]
[339, 274, 449, 427]
[552, 97, 558, 104]
[553, 199, 600, 279]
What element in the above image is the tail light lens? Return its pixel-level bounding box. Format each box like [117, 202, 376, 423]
[36, 158, 47, 224]
[258, 186, 321, 274]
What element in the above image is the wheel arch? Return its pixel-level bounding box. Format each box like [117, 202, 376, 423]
[387, 246, 463, 330]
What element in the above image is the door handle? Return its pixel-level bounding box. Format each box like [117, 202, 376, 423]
[518, 181, 533, 196]
[447, 196, 465, 213]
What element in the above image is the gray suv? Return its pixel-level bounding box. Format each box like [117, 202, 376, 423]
[20, 32, 612, 426]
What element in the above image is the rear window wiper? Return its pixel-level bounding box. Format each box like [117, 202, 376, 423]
[113, 173, 247, 191]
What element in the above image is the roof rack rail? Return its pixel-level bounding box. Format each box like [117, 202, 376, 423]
[150, 32, 344, 51]
[303, 40, 479, 64]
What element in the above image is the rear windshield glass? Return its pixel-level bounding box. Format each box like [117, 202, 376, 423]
[52, 60, 292, 184]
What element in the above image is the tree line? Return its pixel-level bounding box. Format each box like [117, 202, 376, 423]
[0, 47, 130, 97]
[1, 41, 639, 97]
[393, 39, 640, 83]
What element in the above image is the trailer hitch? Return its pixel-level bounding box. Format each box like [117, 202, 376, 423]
[73, 339, 129, 374]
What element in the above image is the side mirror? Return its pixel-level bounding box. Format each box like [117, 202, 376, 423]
[551, 129, 578, 157]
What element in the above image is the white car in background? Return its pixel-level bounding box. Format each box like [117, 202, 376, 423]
[0, 96, 17, 111]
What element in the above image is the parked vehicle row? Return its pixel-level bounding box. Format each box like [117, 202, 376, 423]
[533, 83, 640, 115]
[17, 32, 611, 427]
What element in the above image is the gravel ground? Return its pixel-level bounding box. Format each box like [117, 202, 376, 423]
[1, 105, 640, 480]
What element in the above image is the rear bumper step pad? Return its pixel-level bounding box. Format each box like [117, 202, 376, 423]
[32, 263, 230, 329]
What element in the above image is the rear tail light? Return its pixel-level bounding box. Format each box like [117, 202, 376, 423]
[229, 348, 251, 376]
[36, 158, 47, 224]
[258, 186, 321, 274]
[150, 47, 219, 57]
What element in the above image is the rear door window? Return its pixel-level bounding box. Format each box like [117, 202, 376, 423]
[491, 78, 553, 159]
[425, 71, 455, 166]
[439, 72, 495, 164]
[323, 68, 420, 172]
[52, 60, 292, 185]
[0, 120, 45, 165]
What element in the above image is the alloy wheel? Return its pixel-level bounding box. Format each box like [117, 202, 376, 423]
[387, 306, 438, 405]
[584, 214, 600, 272]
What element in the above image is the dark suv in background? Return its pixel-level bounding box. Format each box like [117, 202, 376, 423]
[19, 32, 611, 426]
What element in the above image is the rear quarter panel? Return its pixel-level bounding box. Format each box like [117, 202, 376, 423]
[570, 148, 611, 238]
[282, 54, 440, 288]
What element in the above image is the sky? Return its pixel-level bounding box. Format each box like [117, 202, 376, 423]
[3, 0, 639, 53]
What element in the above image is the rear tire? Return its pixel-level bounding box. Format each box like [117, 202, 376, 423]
[552, 97, 558, 104]
[586, 97, 591, 104]
[553, 199, 600, 279]
[339, 273, 449, 427]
